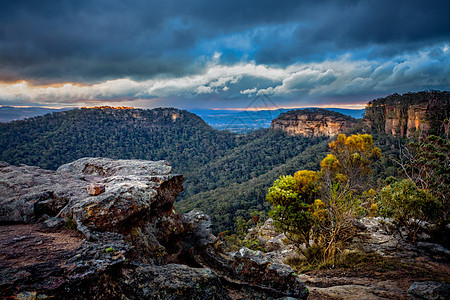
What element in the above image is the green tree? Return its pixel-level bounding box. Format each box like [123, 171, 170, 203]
[266, 171, 320, 248]
[316, 134, 380, 260]
[266, 134, 381, 262]
[326, 133, 381, 192]
[396, 135, 449, 219]
[378, 179, 442, 242]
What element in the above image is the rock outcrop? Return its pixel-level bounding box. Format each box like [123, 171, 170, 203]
[253, 217, 450, 299]
[0, 158, 308, 299]
[364, 91, 449, 138]
[271, 108, 357, 137]
[367, 103, 431, 138]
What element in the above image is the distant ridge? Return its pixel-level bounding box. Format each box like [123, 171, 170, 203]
[0, 106, 70, 123]
[271, 108, 357, 137]
[191, 107, 365, 133]
[0, 107, 237, 171]
[0, 106, 365, 133]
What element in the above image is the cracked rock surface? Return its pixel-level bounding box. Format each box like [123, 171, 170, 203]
[0, 158, 308, 299]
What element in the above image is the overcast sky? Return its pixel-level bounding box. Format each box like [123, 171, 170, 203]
[0, 0, 449, 109]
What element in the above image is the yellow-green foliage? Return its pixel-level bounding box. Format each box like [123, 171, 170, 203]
[105, 247, 116, 254]
[266, 171, 321, 247]
[266, 133, 381, 263]
[378, 179, 442, 242]
[326, 134, 381, 191]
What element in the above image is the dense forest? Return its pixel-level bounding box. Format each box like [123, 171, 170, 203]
[1, 92, 448, 234]
[177, 139, 331, 233]
[0, 107, 238, 172]
[0, 106, 338, 232]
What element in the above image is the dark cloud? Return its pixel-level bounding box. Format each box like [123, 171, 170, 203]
[252, 0, 450, 64]
[0, 0, 448, 83]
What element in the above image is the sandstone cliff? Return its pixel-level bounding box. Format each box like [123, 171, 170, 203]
[0, 158, 308, 299]
[364, 91, 449, 138]
[271, 108, 357, 137]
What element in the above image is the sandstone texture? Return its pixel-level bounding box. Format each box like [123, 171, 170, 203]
[271, 108, 357, 137]
[254, 217, 450, 299]
[379, 104, 431, 138]
[0, 158, 308, 299]
[364, 91, 449, 138]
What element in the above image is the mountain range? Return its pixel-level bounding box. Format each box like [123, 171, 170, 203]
[1, 105, 365, 133]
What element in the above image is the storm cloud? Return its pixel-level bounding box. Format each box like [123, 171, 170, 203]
[0, 0, 449, 108]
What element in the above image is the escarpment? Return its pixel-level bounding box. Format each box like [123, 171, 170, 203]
[364, 91, 450, 138]
[271, 108, 357, 137]
[0, 158, 308, 299]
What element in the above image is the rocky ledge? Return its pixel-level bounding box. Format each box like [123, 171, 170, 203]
[0, 158, 308, 299]
[253, 217, 450, 299]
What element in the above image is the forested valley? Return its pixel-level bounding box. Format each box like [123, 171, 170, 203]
[0, 91, 448, 236]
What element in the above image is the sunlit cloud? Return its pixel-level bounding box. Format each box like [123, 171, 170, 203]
[0, 44, 448, 108]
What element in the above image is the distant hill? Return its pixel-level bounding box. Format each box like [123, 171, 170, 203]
[0, 106, 70, 123]
[0, 106, 365, 132]
[271, 108, 357, 137]
[0, 107, 237, 171]
[190, 108, 365, 133]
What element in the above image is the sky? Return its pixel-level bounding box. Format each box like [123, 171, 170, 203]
[0, 0, 449, 110]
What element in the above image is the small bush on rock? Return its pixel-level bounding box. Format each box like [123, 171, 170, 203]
[377, 179, 442, 242]
[266, 134, 381, 264]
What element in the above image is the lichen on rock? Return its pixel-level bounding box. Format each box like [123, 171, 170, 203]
[0, 158, 308, 299]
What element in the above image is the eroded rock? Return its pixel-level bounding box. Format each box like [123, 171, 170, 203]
[271, 108, 357, 137]
[0, 158, 308, 299]
[184, 212, 308, 299]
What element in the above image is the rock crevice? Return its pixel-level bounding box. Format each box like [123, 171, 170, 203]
[0, 158, 308, 299]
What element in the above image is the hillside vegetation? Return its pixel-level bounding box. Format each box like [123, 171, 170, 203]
[0, 107, 237, 172]
[0, 106, 333, 232]
[1, 91, 448, 234]
[177, 139, 330, 233]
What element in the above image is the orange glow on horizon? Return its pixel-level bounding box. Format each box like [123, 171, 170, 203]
[213, 103, 367, 111]
[81, 106, 134, 110]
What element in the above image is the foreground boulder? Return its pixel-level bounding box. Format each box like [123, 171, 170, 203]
[0, 158, 308, 299]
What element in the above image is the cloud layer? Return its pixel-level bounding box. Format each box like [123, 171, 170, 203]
[1, 45, 448, 108]
[0, 0, 449, 108]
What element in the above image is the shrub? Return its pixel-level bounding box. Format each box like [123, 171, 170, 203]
[266, 134, 381, 263]
[377, 179, 442, 242]
[266, 171, 320, 248]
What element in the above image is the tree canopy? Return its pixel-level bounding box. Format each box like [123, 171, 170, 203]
[266, 134, 381, 259]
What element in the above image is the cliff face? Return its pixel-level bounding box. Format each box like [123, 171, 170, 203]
[372, 103, 431, 138]
[271, 108, 357, 137]
[365, 91, 449, 138]
[0, 158, 308, 299]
